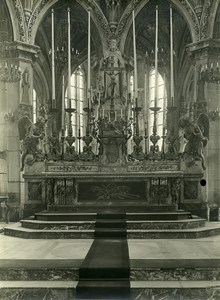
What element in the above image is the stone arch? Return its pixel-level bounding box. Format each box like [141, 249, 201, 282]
[118, 0, 199, 53]
[5, 0, 24, 42]
[27, 0, 108, 52]
[203, 0, 220, 39]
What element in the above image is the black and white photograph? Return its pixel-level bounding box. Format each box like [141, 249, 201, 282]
[0, 0, 220, 299]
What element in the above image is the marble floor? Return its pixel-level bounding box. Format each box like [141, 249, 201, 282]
[0, 225, 220, 265]
[1, 225, 220, 299]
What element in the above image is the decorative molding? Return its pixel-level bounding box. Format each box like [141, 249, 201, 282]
[47, 164, 99, 172]
[127, 163, 179, 172]
[27, 0, 48, 42]
[13, 0, 26, 42]
[179, 0, 200, 41]
[28, 182, 42, 201]
[90, 2, 110, 42]
[200, 0, 212, 40]
[116, 0, 141, 42]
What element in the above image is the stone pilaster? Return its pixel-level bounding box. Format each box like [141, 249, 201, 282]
[187, 39, 220, 209]
[0, 42, 39, 218]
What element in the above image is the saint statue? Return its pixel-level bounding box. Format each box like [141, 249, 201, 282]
[99, 39, 126, 102]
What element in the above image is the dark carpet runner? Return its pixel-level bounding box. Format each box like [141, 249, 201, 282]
[76, 212, 130, 299]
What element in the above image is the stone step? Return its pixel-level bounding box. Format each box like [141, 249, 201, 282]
[20, 218, 205, 230]
[1, 257, 220, 281]
[4, 222, 220, 239]
[34, 211, 192, 221]
[0, 281, 219, 300]
[48, 204, 178, 213]
[94, 228, 127, 238]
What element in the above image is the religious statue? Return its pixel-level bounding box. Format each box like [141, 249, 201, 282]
[179, 113, 209, 170]
[99, 38, 126, 102]
[48, 133, 61, 160]
[18, 116, 45, 171]
[171, 178, 181, 204]
[80, 145, 95, 161]
[64, 136, 78, 161]
[130, 145, 145, 161]
[21, 68, 30, 104]
[165, 130, 180, 159]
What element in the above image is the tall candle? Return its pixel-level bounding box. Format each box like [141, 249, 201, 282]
[163, 73, 166, 128]
[87, 8, 91, 104]
[51, 9, 55, 107]
[155, 5, 159, 108]
[67, 7, 71, 109]
[194, 64, 197, 104]
[170, 4, 174, 106]
[61, 75, 65, 130]
[132, 10, 138, 100]
[79, 113, 81, 134]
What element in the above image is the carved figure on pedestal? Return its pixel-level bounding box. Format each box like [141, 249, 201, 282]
[80, 145, 95, 161]
[166, 131, 180, 159]
[63, 136, 78, 161]
[179, 113, 209, 170]
[130, 145, 145, 161]
[171, 178, 181, 204]
[48, 133, 61, 160]
[18, 116, 45, 171]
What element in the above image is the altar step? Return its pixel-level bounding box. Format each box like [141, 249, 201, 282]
[20, 217, 205, 230]
[34, 210, 192, 221]
[48, 203, 178, 213]
[4, 221, 220, 239]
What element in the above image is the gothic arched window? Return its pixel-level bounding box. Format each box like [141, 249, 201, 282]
[148, 69, 167, 149]
[65, 66, 85, 148]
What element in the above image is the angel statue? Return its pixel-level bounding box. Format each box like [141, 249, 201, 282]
[18, 116, 45, 171]
[179, 113, 209, 170]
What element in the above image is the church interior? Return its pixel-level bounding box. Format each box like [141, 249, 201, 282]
[0, 0, 220, 299]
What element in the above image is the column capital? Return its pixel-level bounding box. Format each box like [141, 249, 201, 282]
[186, 39, 220, 64]
[0, 42, 40, 64]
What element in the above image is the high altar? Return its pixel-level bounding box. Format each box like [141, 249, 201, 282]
[17, 4, 209, 218]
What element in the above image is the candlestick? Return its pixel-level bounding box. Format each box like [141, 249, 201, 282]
[51, 9, 56, 107]
[87, 8, 91, 104]
[132, 10, 138, 100]
[61, 75, 65, 130]
[170, 4, 174, 105]
[67, 7, 71, 109]
[121, 109, 123, 119]
[155, 5, 159, 108]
